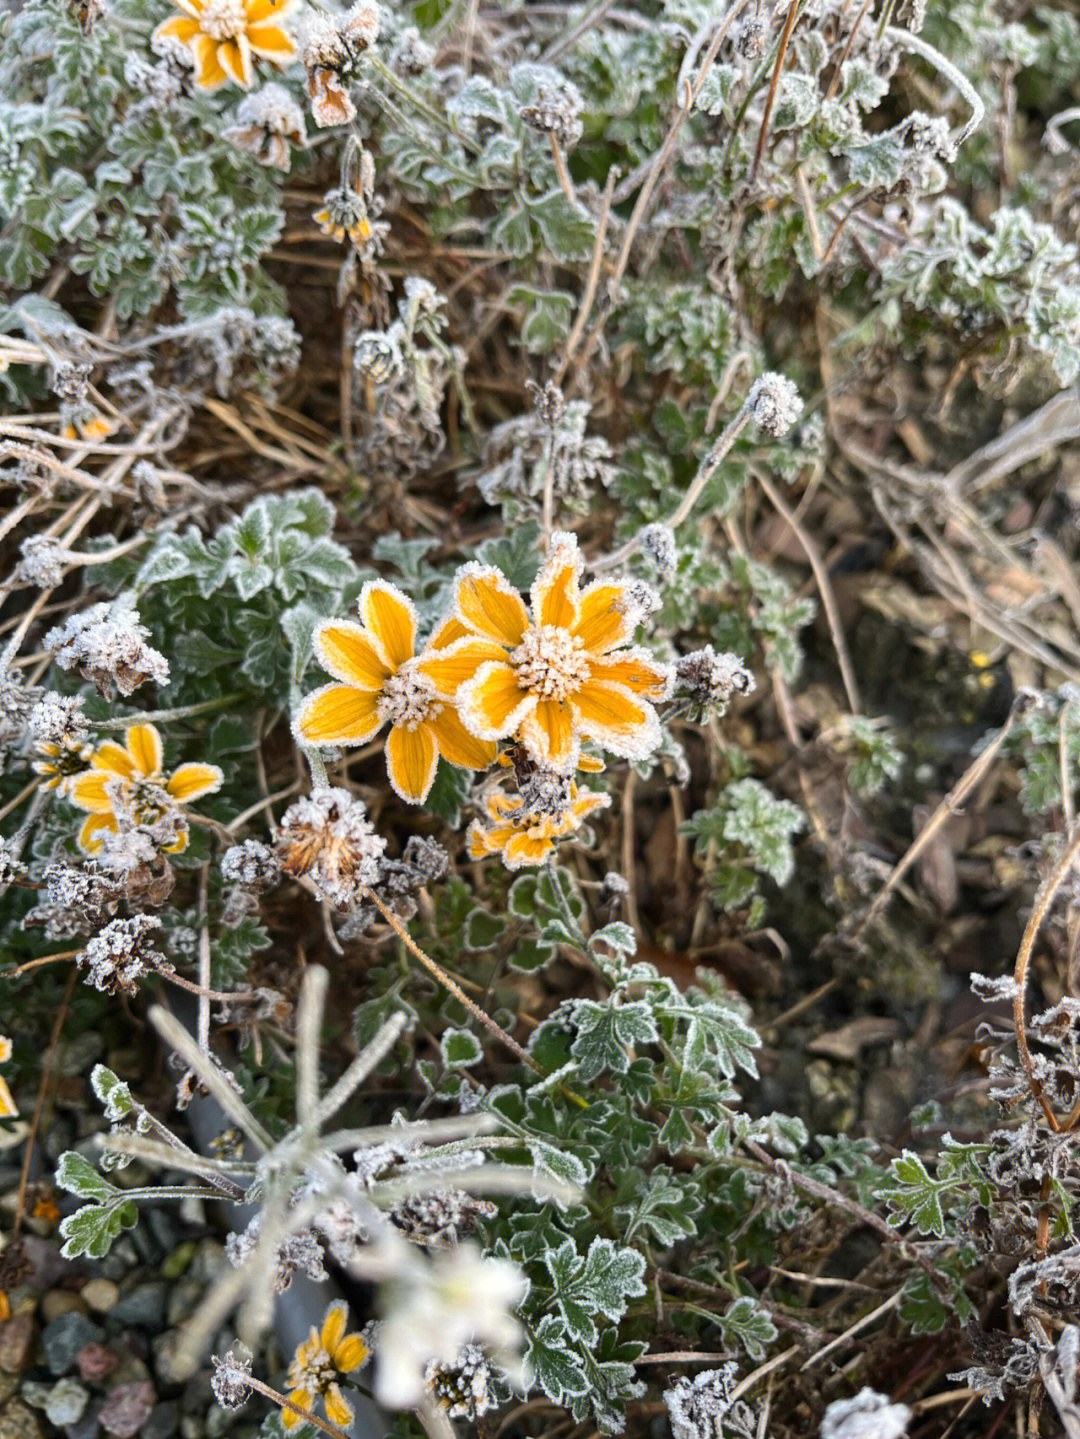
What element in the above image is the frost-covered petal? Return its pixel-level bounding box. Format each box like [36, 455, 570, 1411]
[572, 680, 660, 758]
[428, 705, 499, 771]
[385, 722, 438, 804]
[572, 581, 636, 654]
[416, 636, 507, 698]
[127, 724, 164, 778]
[316, 620, 392, 690]
[246, 20, 296, 56]
[428, 614, 471, 650]
[77, 812, 118, 854]
[531, 532, 581, 630]
[70, 771, 114, 814]
[320, 1300, 349, 1355]
[454, 564, 529, 647]
[192, 32, 230, 87]
[91, 741, 137, 780]
[246, 0, 296, 22]
[519, 698, 577, 770]
[166, 763, 224, 803]
[152, 13, 203, 42]
[458, 662, 536, 741]
[281, 1392, 313, 1430]
[360, 581, 417, 671]
[295, 684, 383, 746]
[0, 1075, 17, 1118]
[503, 830, 556, 868]
[588, 647, 672, 700]
[334, 1335, 369, 1374]
[324, 1385, 354, 1430]
[218, 34, 254, 86]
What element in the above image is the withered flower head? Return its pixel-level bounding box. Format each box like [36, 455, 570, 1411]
[224, 82, 307, 169]
[275, 787, 386, 908]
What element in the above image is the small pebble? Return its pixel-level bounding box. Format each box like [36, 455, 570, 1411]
[140, 1402, 180, 1439]
[45, 1379, 89, 1428]
[0, 1311, 37, 1375]
[0, 1398, 44, 1439]
[159, 1246, 195, 1284]
[80, 1282, 118, 1315]
[64, 1398, 103, 1439]
[99, 1382, 155, 1439]
[41, 1292, 87, 1323]
[76, 1345, 118, 1385]
[110, 1286, 166, 1332]
[42, 1313, 103, 1377]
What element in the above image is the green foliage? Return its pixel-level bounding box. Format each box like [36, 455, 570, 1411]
[684, 778, 805, 914]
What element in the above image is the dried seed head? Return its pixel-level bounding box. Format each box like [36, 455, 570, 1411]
[27, 693, 88, 746]
[746, 373, 803, 437]
[638, 523, 677, 581]
[77, 915, 171, 996]
[221, 839, 282, 893]
[673, 646, 755, 723]
[211, 1343, 253, 1410]
[276, 787, 386, 909]
[525, 378, 566, 428]
[425, 1344, 498, 1420]
[44, 597, 169, 698]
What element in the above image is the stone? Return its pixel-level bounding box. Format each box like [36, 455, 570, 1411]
[159, 1246, 195, 1284]
[18, 1237, 75, 1290]
[45, 1380, 89, 1428]
[0, 1312, 35, 1376]
[110, 1286, 166, 1332]
[76, 1345, 119, 1385]
[41, 1292, 87, 1323]
[14, 1387, 49, 1411]
[64, 1398, 103, 1439]
[164, 1281, 201, 1330]
[105, 1358, 151, 1392]
[80, 1282, 118, 1315]
[145, 1213, 180, 1260]
[42, 1313, 104, 1377]
[140, 1403, 179, 1439]
[99, 1383, 155, 1439]
[0, 1399, 43, 1439]
[189, 1242, 227, 1287]
[148, 1335, 183, 1389]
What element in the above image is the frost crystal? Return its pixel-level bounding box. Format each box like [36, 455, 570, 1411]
[819, 1389, 911, 1439]
[28, 693, 89, 746]
[639, 523, 677, 580]
[747, 373, 803, 437]
[226, 1214, 328, 1292]
[665, 1365, 755, 1439]
[221, 839, 281, 892]
[211, 1343, 253, 1410]
[0, 838, 27, 885]
[44, 597, 169, 697]
[16, 536, 69, 589]
[0, 671, 41, 749]
[224, 83, 307, 171]
[77, 915, 171, 995]
[673, 646, 755, 722]
[276, 787, 386, 909]
[425, 1344, 498, 1420]
[389, 1188, 498, 1248]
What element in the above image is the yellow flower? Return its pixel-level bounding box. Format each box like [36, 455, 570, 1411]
[0, 1035, 17, 1119]
[418, 532, 671, 773]
[467, 779, 609, 870]
[283, 1300, 369, 1431]
[61, 410, 116, 442]
[33, 736, 93, 795]
[69, 723, 223, 855]
[153, 0, 297, 91]
[294, 581, 498, 805]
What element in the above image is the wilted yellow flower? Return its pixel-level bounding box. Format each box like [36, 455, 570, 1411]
[294, 581, 497, 805]
[69, 723, 222, 855]
[283, 1300, 369, 1431]
[153, 0, 297, 90]
[467, 777, 608, 870]
[419, 531, 671, 772]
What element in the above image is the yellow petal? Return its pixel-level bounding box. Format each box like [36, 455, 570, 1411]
[70, 771, 114, 814]
[532, 534, 581, 629]
[385, 722, 438, 804]
[428, 614, 471, 650]
[458, 661, 535, 741]
[166, 763, 224, 803]
[77, 813, 118, 855]
[320, 1301, 349, 1355]
[416, 637, 507, 698]
[504, 831, 555, 868]
[588, 649, 671, 699]
[92, 741, 137, 780]
[454, 564, 529, 646]
[466, 820, 497, 860]
[218, 34, 253, 86]
[428, 705, 498, 771]
[324, 1386, 355, 1430]
[573, 680, 656, 758]
[360, 581, 417, 671]
[333, 1335, 368, 1373]
[572, 581, 635, 655]
[577, 753, 605, 773]
[0, 1075, 17, 1119]
[192, 32, 229, 87]
[127, 724, 164, 778]
[296, 684, 383, 746]
[246, 21, 296, 56]
[519, 698, 576, 770]
[316, 620, 392, 690]
[152, 14, 203, 42]
[246, 0, 296, 22]
[0, 1037, 12, 1063]
[282, 1393, 313, 1430]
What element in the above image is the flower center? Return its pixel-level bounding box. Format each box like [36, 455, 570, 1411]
[297, 1346, 337, 1395]
[198, 0, 248, 40]
[510, 625, 590, 701]
[126, 778, 173, 827]
[378, 665, 439, 730]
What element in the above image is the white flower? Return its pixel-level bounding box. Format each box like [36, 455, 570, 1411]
[374, 1239, 528, 1409]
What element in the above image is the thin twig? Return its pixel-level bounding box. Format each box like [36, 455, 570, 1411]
[751, 0, 802, 181]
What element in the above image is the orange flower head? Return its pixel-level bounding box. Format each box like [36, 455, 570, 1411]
[69, 723, 223, 856]
[152, 0, 297, 90]
[419, 531, 671, 773]
[284, 1300, 369, 1431]
[467, 774, 609, 871]
[33, 736, 94, 795]
[294, 580, 497, 805]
